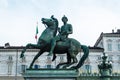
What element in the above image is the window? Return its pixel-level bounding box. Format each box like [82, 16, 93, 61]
[8, 62, 13, 75]
[46, 56, 52, 64]
[118, 56, 120, 63]
[22, 56, 26, 62]
[108, 43, 112, 51]
[8, 55, 13, 62]
[108, 55, 113, 61]
[46, 65, 52, 69]
[116, 39, 120, 51]
[47, 56, 51, 60]
[107, 39, 112, 51]
[34, 64, 40, 69]
[60, 55, 64, 62]
[97, 56, 101, 60]
[118, 43, 120, 51]
[60, 56, 64, 60]
[21, 65, 27, 73]
[7, 55, 13, 75]
[85, 65, 92, 74]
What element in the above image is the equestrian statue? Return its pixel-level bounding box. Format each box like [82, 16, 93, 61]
[20, 15, 89, 69]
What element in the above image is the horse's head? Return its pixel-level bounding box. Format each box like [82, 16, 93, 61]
[41, 16, 58, 36]
[41, 18, 55, 27]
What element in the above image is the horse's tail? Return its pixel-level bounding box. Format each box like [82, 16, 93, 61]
[75, 45, 89, 69]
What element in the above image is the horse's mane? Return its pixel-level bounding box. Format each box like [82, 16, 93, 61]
[52, 17, 59, 37]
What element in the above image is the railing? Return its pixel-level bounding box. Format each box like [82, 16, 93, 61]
[77, 73, 120, 80]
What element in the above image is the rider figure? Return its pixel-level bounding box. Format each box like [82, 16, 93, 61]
[48, 15, 73, 56]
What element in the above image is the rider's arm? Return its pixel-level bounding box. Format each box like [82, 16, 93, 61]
[67, 24, 73, 34]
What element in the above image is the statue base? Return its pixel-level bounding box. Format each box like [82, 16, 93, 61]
[22, 68, 79, 80]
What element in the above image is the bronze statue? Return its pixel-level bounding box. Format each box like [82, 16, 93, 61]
[20, 15, 89, 69]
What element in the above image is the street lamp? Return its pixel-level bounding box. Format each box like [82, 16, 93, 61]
[98, 52, 112, 79]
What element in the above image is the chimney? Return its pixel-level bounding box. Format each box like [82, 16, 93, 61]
[117, 29, 120, 33]
[4, 42, 10, 48]
[112, 29, 114, 33]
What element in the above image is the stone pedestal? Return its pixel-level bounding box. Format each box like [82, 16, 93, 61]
[100, 69, 111, 80]
[22, 69, 79, 80]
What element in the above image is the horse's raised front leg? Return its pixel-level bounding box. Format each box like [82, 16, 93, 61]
[20, 43, 32, 58]
[29, 50, 44, 69]
[20, 43, 41, 58]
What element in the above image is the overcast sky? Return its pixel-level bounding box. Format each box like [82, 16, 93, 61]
[0, 0, 120, 46]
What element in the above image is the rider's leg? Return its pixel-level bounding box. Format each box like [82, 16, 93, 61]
[48, 38, 56, 56]
[48, 36, 60, 56]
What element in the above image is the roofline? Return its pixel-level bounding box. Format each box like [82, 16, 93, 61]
[89, 46, 104, 52]
[94, 32, 103, 47]
[94, 32, 120, 47]
[0, 46, 40, 52]
[0, 46, 25, 49]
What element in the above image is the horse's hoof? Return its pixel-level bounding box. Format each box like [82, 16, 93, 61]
[56, 66, 60, 69]
[29, 66, 32, 69]
[62, 66, 67, 69]
[52, 55, 56, 61]
[70, 66, 77, 69]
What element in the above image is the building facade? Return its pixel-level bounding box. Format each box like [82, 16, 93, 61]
[0, 46, 103, 77]
[94, 29, 120, 73]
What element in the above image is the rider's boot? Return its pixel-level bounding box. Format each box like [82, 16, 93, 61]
[48, 44, 55, 56]
[52, 54, 56, 61]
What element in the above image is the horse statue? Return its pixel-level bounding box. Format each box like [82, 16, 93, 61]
[20, 16, 89, 69]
